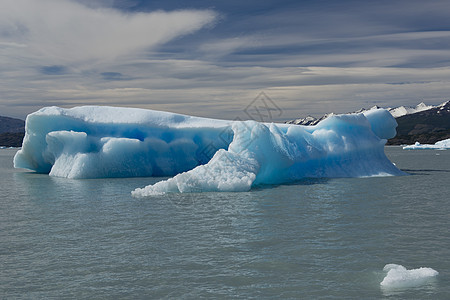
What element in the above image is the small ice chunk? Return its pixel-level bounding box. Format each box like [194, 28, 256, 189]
[380, 264, 438, 288]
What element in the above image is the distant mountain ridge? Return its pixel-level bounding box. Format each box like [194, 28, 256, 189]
[286, 101, 445, 126]
[388, 102, 434, 118]
[286, 101, 450, 145]
[0, 116, 25, 147]
[0, 116, 25, 134]
[388, 101, 450, 145]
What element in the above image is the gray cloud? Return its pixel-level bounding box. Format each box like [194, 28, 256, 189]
[40, 65, 69, 75]
[101, 72, 132, 81]
[1, 0, 450, 121]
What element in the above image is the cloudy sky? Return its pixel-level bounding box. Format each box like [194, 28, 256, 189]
[1, 0, 450, 121]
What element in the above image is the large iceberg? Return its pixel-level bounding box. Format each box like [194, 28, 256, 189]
[14, 106, 405, 195]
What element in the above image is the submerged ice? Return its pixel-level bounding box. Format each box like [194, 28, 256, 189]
[14, 106, 405, 195]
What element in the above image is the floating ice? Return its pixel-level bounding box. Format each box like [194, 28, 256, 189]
[13, 106, 405, 195]
[380, 264, 439, 288]
[403, 138, 450, 150]
[14, 106, 232, 178]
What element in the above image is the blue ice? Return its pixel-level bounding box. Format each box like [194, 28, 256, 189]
[13, 106, 405, 195]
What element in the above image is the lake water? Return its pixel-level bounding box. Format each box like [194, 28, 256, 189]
[1, 147, 449, 299]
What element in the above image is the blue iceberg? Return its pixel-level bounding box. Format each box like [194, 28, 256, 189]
[13, 106, 405, 196]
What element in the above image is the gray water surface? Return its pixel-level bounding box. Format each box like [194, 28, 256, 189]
[1, 147, 449, 299]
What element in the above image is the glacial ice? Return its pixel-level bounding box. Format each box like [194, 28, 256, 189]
[380, 264, 439, 288]
[403, 138, 450, 150]
[14, 106, 405, 195]
[14, 106, 232, 178]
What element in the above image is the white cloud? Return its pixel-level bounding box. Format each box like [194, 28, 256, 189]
[199, 36, 259, 58]
[0, 0, 216, 65]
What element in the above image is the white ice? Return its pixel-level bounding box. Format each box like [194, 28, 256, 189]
[403, 138, 450, 150]
[380, 264, 438, 289]
[14, 106, 232, 178]
[13, 106, 405, 195]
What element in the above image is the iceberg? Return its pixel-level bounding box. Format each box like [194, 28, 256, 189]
[380, 264, 439, 289]
[14, 106, 232, 178]
[403, 138, 450, 150]
[14, 106, 405, 195]
[14, 106, 404, 197]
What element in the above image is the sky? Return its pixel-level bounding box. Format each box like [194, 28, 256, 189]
[1, 0, 450, 121]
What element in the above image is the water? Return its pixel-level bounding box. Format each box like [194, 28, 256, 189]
[1, 147, 449, 299]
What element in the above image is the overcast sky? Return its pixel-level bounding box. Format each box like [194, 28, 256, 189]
[1, 0, 450, 121]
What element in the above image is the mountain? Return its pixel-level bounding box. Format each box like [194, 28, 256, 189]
[286, 105, 388, 126]
[388, 102, 434, 118]
[286, 102, 440, 126]
[0, 116, 25, 147]
[286, 113, 333, 126]
[388, 101, 450, 145]
[286, 101, 450, 145]
[0, 116, 25, 134]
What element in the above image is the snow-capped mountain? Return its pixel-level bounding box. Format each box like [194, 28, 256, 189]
[286, 101, 448, 125]
[286, 114, 332, 126]
[389, 100, 450, 145]
[387, 102, 435, 118]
